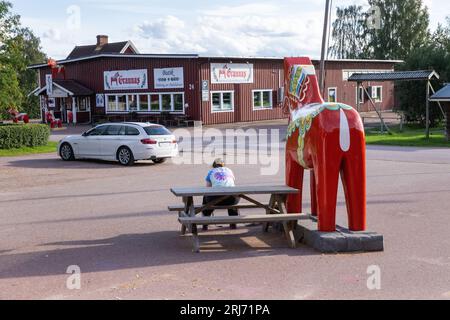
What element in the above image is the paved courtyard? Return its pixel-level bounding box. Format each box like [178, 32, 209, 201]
[1, 122, 450, 299]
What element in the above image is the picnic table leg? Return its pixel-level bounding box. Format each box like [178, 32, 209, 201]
[282, 221, 296, 248]
[181, 196, 193, 235]
[191, 224, 200, 253]
[263, 194, 276, 232]
[279, 194, 297, 247]
[187, 196, 201, 253]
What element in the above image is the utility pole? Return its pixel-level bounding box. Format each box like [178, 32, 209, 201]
[319, 0, 331, 96]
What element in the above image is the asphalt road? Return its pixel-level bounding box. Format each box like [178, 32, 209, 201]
[1, 124, 450, 299]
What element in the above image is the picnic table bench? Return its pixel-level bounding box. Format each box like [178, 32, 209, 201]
[170, 185, 308, 252]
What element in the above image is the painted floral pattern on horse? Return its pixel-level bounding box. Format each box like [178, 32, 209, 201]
[287, 103, 354, 169]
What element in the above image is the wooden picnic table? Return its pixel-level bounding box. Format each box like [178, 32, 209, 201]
[170, 185, 308, 252]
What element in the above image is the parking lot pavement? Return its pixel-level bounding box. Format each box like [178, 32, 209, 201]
[1, 126, 450, 299]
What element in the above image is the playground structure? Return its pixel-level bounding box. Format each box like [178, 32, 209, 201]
[284, 57, 367, 232]
[8, 108, 30, 124]
[348, 70, 443, 138]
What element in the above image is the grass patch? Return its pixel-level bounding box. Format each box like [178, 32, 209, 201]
[365, 126, 449, 148]
[0, 141, 58, 157]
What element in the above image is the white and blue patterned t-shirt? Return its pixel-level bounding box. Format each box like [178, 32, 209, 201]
[205, 167, 235, 187]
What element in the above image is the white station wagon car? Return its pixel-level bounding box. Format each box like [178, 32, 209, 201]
[58, 122, 179, 165]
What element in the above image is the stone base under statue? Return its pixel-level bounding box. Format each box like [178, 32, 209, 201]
[294, 216, 384, 253]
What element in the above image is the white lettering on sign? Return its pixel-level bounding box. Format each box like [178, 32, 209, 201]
[46, 74, 53, 95]
[154, 67, 184, 89]
[211, 63, 254, 84]
[104, 69, 148, 90]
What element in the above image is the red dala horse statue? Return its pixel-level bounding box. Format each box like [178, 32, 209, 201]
[284, 57, 366, 232]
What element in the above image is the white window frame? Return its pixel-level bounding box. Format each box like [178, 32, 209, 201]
[106, 94, 118, 112]
[127, 94, 139, 112]
[252, 89, 273, 110]
[211, 91, 235, 113]
[105, 92, 185, 114]
[327, 87, 337, 103]
[356, 87, 365, 104]
[372, 86, 383, 102]
[138, 94, 149, 112]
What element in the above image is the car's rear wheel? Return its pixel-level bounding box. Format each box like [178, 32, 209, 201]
[60, 143, 75, 161]
[152, 158, 167, 164]
[117, 147, 135, 166]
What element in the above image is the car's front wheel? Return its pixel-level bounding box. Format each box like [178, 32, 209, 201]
[117, 147, 135, 166]
[152, 158, 167, 164]
[60, 143, 75, 161]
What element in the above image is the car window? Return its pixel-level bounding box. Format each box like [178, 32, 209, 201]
[125, 126, 140, 136]
[86, 126, 107, 136]
[144, 126, 172, 136]
[118, 126, 126, 136]
[103, 125, 123, 136]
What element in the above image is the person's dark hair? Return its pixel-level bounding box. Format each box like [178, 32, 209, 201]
[212, 158, 225, 168]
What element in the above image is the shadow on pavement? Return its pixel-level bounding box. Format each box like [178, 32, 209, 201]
[0, 228, 319, 279]
[6, 158, 158, 169]
[0, 189, 169, 205]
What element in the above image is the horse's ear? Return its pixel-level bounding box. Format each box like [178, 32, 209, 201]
[284, 57, 324, 105]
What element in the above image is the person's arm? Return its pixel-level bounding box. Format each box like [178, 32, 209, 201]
[205, 170, 213, 188]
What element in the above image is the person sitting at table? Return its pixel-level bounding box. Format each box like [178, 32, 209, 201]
[202, 158, 240, 230]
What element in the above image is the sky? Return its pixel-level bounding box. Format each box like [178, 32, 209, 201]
[9, 0, 450, 60]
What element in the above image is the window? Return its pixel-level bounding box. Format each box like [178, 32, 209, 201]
[107, 95, 117, 111]
[86, 126, 108, 136]
[356, 87, 365, 104]
[139, 95, 149, 111]
[161, 94, 172, 111]
[327, 88, 337, 103]
[103, 125, 124, 136]
[125, 126, 140, 136]
[253, 90, 273, 110]
[128, 95, 138, 111]
[76, 97, 90, 111]
[117, 95, 126, 111]
[144, 126, 172, 136]
[371, 86, 383, 102]
[105, 93, 184, 113]
[150, 95, 160, 112]
[212, 91, 234, 112]
[174, 94, 183, 112]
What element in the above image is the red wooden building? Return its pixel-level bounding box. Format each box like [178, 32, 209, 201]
[29, 35, 401, 125]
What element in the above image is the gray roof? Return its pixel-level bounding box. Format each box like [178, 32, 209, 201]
[27, 55, 402, 70]
[430, 84, 450, 101]
[348, 70, 440, 82]
[36, 79, 93, 96]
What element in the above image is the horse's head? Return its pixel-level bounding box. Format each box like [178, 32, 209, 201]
[283, 57, 324, 115]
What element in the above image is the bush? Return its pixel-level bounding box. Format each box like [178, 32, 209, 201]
[0, 124, 50, 149]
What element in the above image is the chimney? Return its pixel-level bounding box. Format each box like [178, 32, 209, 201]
[96, 35, 108, 47]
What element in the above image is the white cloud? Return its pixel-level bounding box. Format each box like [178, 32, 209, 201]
[18, 0, 450, 59]
[132, 4, 325, 57]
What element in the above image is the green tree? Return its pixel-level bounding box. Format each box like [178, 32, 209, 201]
[396, 27, 450, 126]
[367, 0, 430, 60]
[329, 5, 370, 59]
[0, 63, 22, 117]
[0, 1, 45, 120]
[14, 27, 46, 118]
[0, 1, 21, 119]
